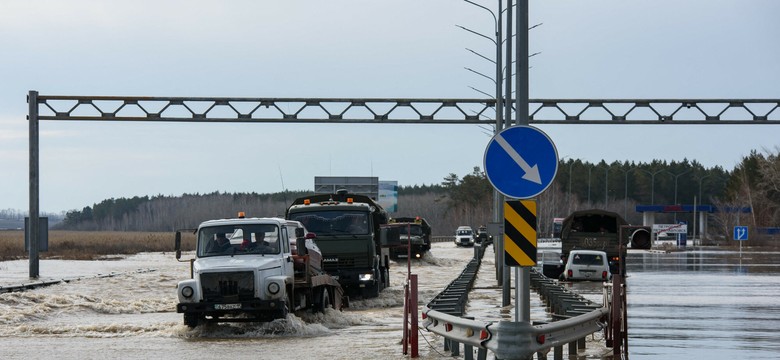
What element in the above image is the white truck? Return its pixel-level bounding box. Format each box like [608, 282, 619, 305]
[174, 214, 343, 328]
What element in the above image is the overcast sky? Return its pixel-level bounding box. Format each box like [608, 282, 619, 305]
[1, 0, 779, 213]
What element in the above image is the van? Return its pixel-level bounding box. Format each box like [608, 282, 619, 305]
[454, 226, 475, 247]
[563, 250, 610, 281]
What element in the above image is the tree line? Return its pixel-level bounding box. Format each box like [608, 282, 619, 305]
[57, 153, 780, 245]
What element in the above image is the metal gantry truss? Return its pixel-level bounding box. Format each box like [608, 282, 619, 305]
[33, 95, 780, 124]
[24, 92, 780, 278]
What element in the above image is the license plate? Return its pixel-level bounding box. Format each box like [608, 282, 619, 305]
[214, 303, 242, 310]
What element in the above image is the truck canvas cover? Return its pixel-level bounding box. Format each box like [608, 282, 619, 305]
[561, 209, 628, 236]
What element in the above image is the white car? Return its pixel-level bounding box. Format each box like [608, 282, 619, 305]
[563, 250, 611, 281]
[454, 226, 475, 247]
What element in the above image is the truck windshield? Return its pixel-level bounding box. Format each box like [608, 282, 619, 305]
[198, 224, 281, 257]
[289, 211, 369, 236]
[397, 225, 422, 236]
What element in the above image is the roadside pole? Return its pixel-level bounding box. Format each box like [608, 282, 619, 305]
[28, 90, 40, 279]
[516, 0, 531, 324]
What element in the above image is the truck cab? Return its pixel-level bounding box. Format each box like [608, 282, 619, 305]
[388, 216, 431, 259]
[286, 190, 395, 299]
[174, 215, 340, 328]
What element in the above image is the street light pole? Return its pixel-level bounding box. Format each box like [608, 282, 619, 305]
[668, 169, 691, 222]
[604, 165, 609, 208]
[671, 169, 692, 205]
[694, 174, 712, 242]
[697, 174, 712, 203]
[617, 166, 634, 220]
[636, 168, 664, 205]
[587, 164, 593, 207]
[462, 0, 505, 289]
[504, 0, 513, 128]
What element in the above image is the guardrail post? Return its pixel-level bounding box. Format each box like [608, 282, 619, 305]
[451, 339, 461, 356]
[578, 337, 586, 350]
[568, 341, 577, 357]
[553, 345, 562, 360]
[477, 348, 488, 360]
[465, 344, 474, 360]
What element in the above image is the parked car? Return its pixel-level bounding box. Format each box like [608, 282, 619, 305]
[454, 226, 475, 247]
[562, 250, 611, 281]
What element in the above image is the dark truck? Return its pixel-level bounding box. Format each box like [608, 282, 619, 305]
[387, 216, 431, 259]
[560, 209, 650, 275]
[285, 190, 398, 298]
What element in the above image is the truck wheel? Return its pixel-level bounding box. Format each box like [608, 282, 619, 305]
[183, 313, 200, 328]
[361, 282, 380, 298]
[317, 287, 331, 312]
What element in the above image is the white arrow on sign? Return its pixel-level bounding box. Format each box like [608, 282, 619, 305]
[495, 133, 542, 184]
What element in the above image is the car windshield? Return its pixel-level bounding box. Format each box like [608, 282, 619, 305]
[288, 210, 369, 236]
[198, 224, 281, 257]
[571, 253, 605, 266]
[458, 229, 472, 235]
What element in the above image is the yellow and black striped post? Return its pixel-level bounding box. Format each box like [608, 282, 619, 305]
[504, 200, 537, 267]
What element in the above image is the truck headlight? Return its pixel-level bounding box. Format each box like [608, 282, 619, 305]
[359, 273, 373, 281]
[267, 282, 281, 295]
[181, 286, 194, 298]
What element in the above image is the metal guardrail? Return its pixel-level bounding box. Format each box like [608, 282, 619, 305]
[430, 236, 454, 243]
[422, 264, 608, 359]
[426, 245, 484, 316]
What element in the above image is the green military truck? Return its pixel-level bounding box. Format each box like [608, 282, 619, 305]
[560, 209, 650, 275]
[387, 216, 431, 259]
[285, 190, 398, 298]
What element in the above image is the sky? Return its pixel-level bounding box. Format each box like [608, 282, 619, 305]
[1, 0, 779, 213]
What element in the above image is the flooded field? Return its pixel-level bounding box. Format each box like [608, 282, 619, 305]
[2, 244, 778, 359]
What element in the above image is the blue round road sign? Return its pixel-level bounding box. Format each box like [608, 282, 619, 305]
[483, 125, 558, 199]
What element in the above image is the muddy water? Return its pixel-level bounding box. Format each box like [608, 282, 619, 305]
[0, 244, 485, 359]
[3, 245, 776, 359]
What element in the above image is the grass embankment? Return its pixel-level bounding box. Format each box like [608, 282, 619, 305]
[0, 231, 196, 261]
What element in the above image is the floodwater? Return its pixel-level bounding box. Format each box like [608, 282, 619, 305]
[1, 244, 778, 359]
[624, 248, 780, 359]
[0, 243, 485, 360]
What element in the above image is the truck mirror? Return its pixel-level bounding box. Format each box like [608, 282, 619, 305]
[297, 239, 308, 256]
[296, 227, 305, 238]
[175, 231, 182, 260]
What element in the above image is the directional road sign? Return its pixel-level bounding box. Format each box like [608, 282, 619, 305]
[733, 226, 748, 241]
[484, 125, 558, 199]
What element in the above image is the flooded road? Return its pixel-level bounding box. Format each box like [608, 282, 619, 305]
[0, 243, 483, 359]
[2, 244, 779, 359]
[624, 249, 780, 359]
